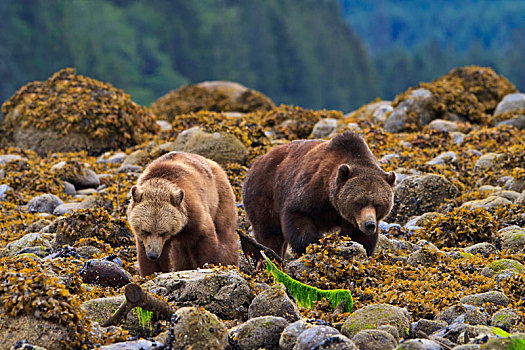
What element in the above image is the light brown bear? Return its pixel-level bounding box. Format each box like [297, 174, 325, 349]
[128, 151, 239, 277]
[242, 132, 395, 258]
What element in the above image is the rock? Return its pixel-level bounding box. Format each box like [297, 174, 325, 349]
[96, 152, 128, 165]
[506, 177, 525, 193]
[174, 129, 248, 164]
[376, 234, 397, 254]
[451, 131, 466, 145]
[248, 283, 300, 323]
[351, 329, 398, 350]
[0, 232, 53, 258]
[426, 152, 457, 166]
[279, 320, 314, 350]
[53, 161, 101, 189]
[517, 191, 525, 205]
[0, 184, 10, 200]
[494, 93, 525, 115]
[305, 334, 358, 349]
[346, 122, 363, 134]
[144, 268, 252, 320]
[80, 259, 132, 288]
[451, 345, 480, 350]
[98, 339, 163, 350]
[341, 304, 411, 339]
[497, 226, 525, 253]
[312, 118, 339, 138]
[462, 243, 497, 258]
[53, 196, 102, 216]
[412, 319, 447, 336]
[407, 246, 442, 267]
[459, 291, 510, 308]
[493, 190, 521, 202]
[293, 325, 344, 350]
[232, 316, 288, 350]
[385, 89, 435, 132]
[457, 325, 497, 345]
[121, 150, 148, 167]
[481, 333, 525, 349]
[379, 324, 400, 342]
[82, 296, 143, 334]
[481, 259, 524, 278]
[27, 194, 64, 213]
[434, 304, 488, 325]
[168, 307, 228, 349]
[461, 196, 511, 210]
[156, 120, 172, 132]
[0, 154, 24, 165]
[347, 100, 393, 124]
[62, 181, 76, 196]
[9, 342, 48, 350]
[0, 315, 70, 350]
[474, 153, 502, 172]
[496, 115, 525, 130]
[428, 119, 459, 132]
[387, 174, 459, 224]
[396, 338, 443, 350]
[490, 308, 519, 332]
[379, 154, 401, 165]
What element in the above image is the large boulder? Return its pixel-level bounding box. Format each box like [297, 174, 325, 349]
[248, 283, 301, 323]
[168, 307, 228, 349]
[341, 304, 411, 339]
[231, 316, 289, 350]
[0, 68, 158, 155]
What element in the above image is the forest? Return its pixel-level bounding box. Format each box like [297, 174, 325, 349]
[0, 0, 523, 113]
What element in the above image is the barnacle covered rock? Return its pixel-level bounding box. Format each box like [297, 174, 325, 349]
[151, 80, 275, 121]
[341, 303, 411, 339]
[232, 315, 289, 350]
[0, 68, 159, 155]
[248, 283, 301, 323]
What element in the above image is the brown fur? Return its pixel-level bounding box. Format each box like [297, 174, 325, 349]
[242, 132, 395, 257]
[128, 151, 239, 277]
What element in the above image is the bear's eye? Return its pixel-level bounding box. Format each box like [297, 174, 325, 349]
[159, 231, 169, 237]
[142, 230, 151, 236]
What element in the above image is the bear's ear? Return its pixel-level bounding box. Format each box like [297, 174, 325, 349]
[170, 189, 184, 207]
[385, 171, 396, 186]
[131, 186, 142, 203]
[336, 164, 353, 184]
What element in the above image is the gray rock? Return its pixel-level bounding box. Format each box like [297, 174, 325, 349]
[98, 339, 163, 350]
[451, 132, 466, 145]
[156, 120, 172, 132]
[493, 190, 521, 202]
[396, 339, 443, 350]
[412, 319, 447, 336]
[407, 246, 442, 267]
[462, 243, 497, 258]
[494, 93, 525, 115]
[279, 320, 314, 350]
[385, 89, 435, 133]
[474, 153, 502, 172]
[348, 100, 392, 123]
[372, 104, 394, 123]
[117, 164, 142, 173]
[8, 343, 48, 350]
[432, 319, 470, 342]
[352, 329, 398, 350]
[434, 304, 487, 325]
[482, 333, 525, 350]
[82, 296, 143, 334]
[387, 174, 459, 224]
[490, 308, 519, 332]
[232, 316, 288, 350]
[497, 226, 525, 253]
[153, 142, 177, 154]
[168, 307, 228, 349]
[0, 315, 69, 350]
[461, 196, 512, 210]
[426, 152, 457, 166]
[53, 196, 101, 216]
[391, 239, 417, 253]
[53, 161, 100, 189]
[376, 234, 397, 254]
[428, 119, 459, 132]
[306, 334, 358, 349]
[378, 324, 400, 343]
[293, 325, 342, 350]
[27, 194, 64, 213]
[341, 304, 411, 339]
[312, 118, 339, 138]
[144, 268, 252, 320]
[459, 291, 509, 308]
[248, 283, 300, 323]
[121, 150, 148, 167]
[0, 232, 53, 258]
[517, 191, 525, 205]
[0, 184, 11, 200]
[97, 152, 128, 164]
[456, 325, 497, 345]
[337, 240, 368, 260]
[0, 154, 24, 165]
[62, 181, 76, 196]
[496, 115, 525, 130]
[506, 177, 525, 193]
[450, 345, 480, 350]
[345, 123, 363, 134]
[481, 259, 524, 278]
[379, 154, 401, 165]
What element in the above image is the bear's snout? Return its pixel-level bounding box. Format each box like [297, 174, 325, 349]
[147, 251, 160, 260]
[364, 221, 376, 234]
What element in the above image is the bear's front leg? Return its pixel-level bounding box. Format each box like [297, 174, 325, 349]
[341, 221, 378, 257]
[281, 210, 321, 255]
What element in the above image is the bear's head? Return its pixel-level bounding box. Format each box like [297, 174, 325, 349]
[127, 179, 188, 261]
[332, 164, 395, 235]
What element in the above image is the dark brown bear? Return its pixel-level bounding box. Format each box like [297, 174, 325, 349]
[242, 132, 395, 257]
[128, 151, 239, 277]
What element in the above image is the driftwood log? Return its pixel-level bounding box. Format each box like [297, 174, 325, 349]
[237, 229, 283, 268]
[102, 283, 174, 327]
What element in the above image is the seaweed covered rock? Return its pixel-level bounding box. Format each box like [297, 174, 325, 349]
[231, 315, 289, 350]
[150, 80, 275, 121]
[248, 283, 301, 323]
[388, 66, 517, 131]
[341, 304, 411, 339]
[0, 68, 158, 155]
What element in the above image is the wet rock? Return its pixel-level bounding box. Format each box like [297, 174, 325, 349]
[0, 184, 11, 200]
[0, 232, 53, 258]
[397, 338, 443, 350]
[428, 119, 459, 132]
[434, 304, 488, 325]
[462, 243, 497, 258]
[474, 153, 502, 172]
[412, 319, 447, 336]
[494, 93, 525, 115]
[27, 194, 64, 213]
[481, 259, 524, 278]
[407, 247, 442, 268]
[341, 304, 411, 339]
[312, 118, 339, 138]
[481, 334, 525, 349]
[459, 291, 509, 308]
[53, 160, 100, 189]
[496, 115, 525, 130]
[279, 320, 314, 350]
[294, 325, 344, 350]
[174, 129, 248, 164]
[385, 89, 435, 133]
[387, 174, 459, 224]
[98, 339, 163, 350]
[461, 196, 512, 210]
[426, 152, 457, 166]
[80, 259, 132, 288]
[169, 307, 228, 349]
[232, 316, 288, 350]
[144, 268, 252, 320]
[248, 283, 300, 322]
[97, 151, 128, 165]
[82, 296, 143, 333]
[352, 329, 398, 350]
[490, 308, 519, 332]
[0, 315, 70, 350]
